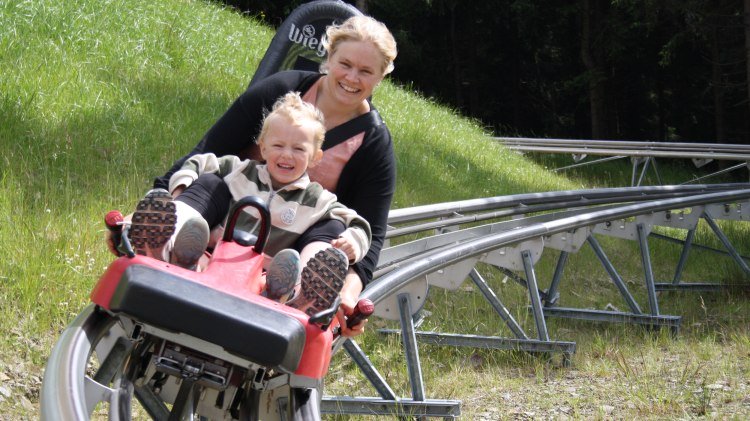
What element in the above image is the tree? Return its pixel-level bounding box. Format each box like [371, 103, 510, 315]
[580, 0, 608, 139]
[226, 0, 750, 144]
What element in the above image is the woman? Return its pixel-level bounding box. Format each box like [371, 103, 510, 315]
[154, 15, 397, 337]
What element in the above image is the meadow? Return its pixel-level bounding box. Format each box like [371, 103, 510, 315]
[1, 0, 748, 419]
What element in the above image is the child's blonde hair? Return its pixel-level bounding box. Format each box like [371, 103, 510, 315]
[323, 15, 397, 76]
[257, 92, 326, 149]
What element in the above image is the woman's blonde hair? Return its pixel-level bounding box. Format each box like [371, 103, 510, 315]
[323, 15, 397, 76]
[257, 92, 326, 149]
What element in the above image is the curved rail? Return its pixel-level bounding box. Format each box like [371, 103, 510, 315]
[386, 183, 747, 233]
[495, 137, 750, 161]
[41, 306, 123, 420]
[369, 189, 750, 303]
[383, 184, 750, 266]
[43, 186, 750, 419]
[494, 137, 750, 185]
[325, 188, 750, 416]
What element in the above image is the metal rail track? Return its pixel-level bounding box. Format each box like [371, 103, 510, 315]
[42, 185, 750, 419]
[495, 137, 750, 185]
[496, 137, 750, 160]
[323, 187, 750, 417]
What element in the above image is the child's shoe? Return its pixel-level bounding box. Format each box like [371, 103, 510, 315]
[287, 248, 348, 316]
[265, 249, 301, 301]
[170, 216, 209, 270]
[129, 189, 176, 259]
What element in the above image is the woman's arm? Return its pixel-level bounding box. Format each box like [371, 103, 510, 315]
[336, 125, 396, 287]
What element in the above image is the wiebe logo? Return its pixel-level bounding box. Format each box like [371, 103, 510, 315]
[288, 23, 327, 57]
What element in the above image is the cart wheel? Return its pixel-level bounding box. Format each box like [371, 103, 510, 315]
[41, 305, 320, 420]
[40, 304, 161, 420]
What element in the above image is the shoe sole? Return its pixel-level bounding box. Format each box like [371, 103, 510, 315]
[290, 248, 348, 316]
[129, 190, 176, 258]
[265, 249, 300, 300]
[171, 217, 209, 269]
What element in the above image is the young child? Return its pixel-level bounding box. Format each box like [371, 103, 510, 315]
[127, 92, 371, 316]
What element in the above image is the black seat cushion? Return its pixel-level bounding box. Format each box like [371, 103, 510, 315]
[108, 264, 305, 373]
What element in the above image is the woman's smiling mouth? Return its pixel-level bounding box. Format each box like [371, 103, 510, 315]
[339, 82, 360, 93]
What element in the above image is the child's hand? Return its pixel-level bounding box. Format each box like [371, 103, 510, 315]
[331, 237, 356, 262]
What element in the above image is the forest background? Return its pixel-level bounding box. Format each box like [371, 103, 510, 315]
[227, 0, 750, 149]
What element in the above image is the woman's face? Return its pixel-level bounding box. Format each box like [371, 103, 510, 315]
[324, 40, 385, 108]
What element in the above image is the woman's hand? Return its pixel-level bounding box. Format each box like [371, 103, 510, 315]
[335, 270, 367, 337]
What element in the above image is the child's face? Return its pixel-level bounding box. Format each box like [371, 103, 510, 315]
[259, 115, 322, 189]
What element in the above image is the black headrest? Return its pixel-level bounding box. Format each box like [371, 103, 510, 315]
[249, 0, 361, 87]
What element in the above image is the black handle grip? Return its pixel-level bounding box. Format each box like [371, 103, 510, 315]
[105, 210, 128, 257]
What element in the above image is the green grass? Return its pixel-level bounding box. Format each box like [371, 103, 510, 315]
[1, 0, 749, 419]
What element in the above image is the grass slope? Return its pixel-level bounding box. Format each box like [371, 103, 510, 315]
[1, 0, 748, 419]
